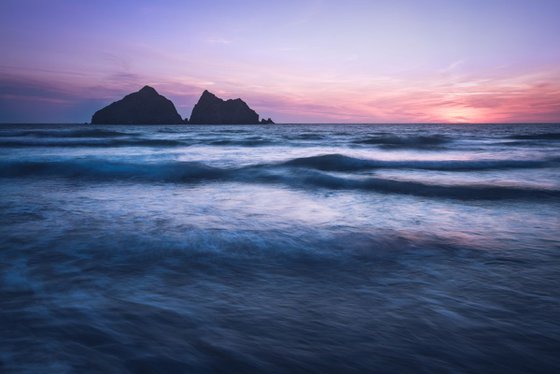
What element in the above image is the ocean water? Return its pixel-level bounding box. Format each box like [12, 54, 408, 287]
[1, 123, 559, 373]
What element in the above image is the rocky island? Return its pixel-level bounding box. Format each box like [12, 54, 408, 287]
[189, 90, 274, 124]
[91, 86, 184, 124]
[91, 86, 274, 125]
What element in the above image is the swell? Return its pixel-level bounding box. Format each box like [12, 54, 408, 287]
[508, 132, 560, 140]
[1, 159, 558, 201]
[352, 135, 449, 149]
[247, 168, 560, 200]
[0, 160, 226, 182]
[206, 137, 275, 146]
[282, 154, 560, 171]
[286, 133, 326, 140]
[0, 129, 138, 138]
[0, 138, 185, 148]
[0, 137, 274, 148]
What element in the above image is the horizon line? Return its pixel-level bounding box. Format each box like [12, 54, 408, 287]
[1, 122, 560, 126]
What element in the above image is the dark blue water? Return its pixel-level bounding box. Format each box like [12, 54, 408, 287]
[1, 124, 559, 373]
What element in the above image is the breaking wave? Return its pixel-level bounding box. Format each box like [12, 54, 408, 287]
[2, 158, 558, 200]
[282, 154, 559, 171]
[0, 160, 226, 182]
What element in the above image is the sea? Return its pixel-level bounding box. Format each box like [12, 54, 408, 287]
[1, 123, 559, 373]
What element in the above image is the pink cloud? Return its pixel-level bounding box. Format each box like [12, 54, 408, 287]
[2, 63, 559, 123]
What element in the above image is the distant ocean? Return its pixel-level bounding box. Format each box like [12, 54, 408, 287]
[1, 123, 559, 372]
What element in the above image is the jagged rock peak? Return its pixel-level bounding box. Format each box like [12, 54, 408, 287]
[138, 85, 158, 94]
[189, 90, 273, 125]
[261, 118, 274, 124]
[91, 86, 184, 125]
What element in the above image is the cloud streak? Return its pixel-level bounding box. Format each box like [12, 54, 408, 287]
[2, 65, 559, 123]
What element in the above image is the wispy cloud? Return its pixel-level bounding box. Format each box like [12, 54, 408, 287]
[205, 37, 232, 45]
[1, 61, 559, 123]
[439, 60, 465, 74]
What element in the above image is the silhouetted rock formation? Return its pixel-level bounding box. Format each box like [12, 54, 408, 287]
[91, 86, 184, 124]
[261, 118, 274, 124]
[189, 90, 273, 124]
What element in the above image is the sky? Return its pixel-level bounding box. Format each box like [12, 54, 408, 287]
[1, 0, 559, 123]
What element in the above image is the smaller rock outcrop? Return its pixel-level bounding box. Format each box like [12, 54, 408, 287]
[189, 90, 273, 124]
[261, 118, 274, 124]
[91, 86, 184, 124]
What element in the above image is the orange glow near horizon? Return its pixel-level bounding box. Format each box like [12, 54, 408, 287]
[435, 107, 485, 123]
[2, 64, 559, 123]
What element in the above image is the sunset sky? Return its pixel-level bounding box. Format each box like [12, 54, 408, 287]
[1, 0, 559, 123]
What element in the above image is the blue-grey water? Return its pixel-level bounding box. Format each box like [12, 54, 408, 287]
[1, 123, 559, 373]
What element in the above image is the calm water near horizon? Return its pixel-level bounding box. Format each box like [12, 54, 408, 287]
[1, 123, 559, 372]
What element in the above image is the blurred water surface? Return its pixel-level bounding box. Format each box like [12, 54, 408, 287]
[1, 123, 559, 372]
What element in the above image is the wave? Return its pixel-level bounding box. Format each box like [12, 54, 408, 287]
[0, 138, 185, 148]
[286, 133, 326, 140]
[0, 136, 275, 148]
[0, 129, 138, 138]
[282, 154, 559, 171]
[0, 160, 226, 182]
[2, 159, 558, 200]
[207, 137, 274, 147]
[508, 133, 560, 140]
[353, 135, 449, 149]
[265, 168, 560, 200]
